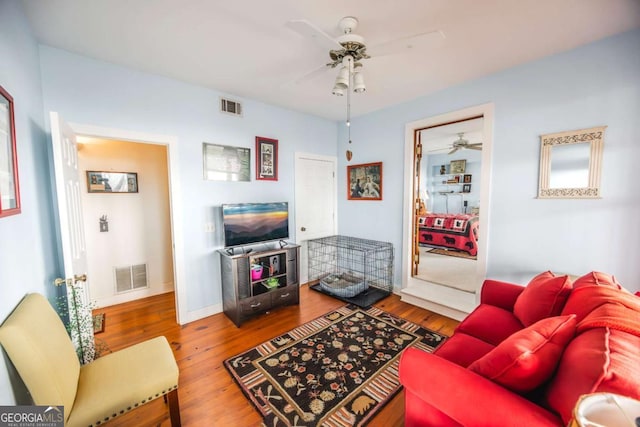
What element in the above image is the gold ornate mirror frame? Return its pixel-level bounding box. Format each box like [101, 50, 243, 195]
[538, 126, 606, 199]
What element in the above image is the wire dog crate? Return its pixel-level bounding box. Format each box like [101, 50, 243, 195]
[307, 235, 394, 307]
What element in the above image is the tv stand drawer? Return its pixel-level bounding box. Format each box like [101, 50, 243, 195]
[240, 293, 272, 315]
[271, 287, 299, 307]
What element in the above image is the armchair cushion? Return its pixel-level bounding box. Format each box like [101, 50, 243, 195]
[68, 336, 179, 427]
[513, 272, 572, 327]
[0, 294, 80, 420]
[468, 315, 576, 393]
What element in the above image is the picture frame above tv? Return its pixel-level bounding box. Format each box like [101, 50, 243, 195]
[222, 202, 289, 248]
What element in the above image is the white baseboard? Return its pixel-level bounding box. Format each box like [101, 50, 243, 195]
[93, 283, 174, 308]
[185, 303, 223, 323]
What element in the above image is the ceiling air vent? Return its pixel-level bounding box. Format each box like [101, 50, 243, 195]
[220, 97, 242, 117]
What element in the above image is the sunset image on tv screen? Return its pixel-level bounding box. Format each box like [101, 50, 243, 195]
[223, 202, 289, 247]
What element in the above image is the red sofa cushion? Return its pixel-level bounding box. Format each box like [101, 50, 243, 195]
[400, 348, 563, 427]
[572, 271, 622, 290]
[544, 328, 640, 424]
[433, 332, 495, 368]
[468, 315, 577, 393]
[513, 271, 572, 327]
[456, 304, 524, 346]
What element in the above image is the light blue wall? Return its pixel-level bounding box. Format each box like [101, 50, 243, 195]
[426, 150, 482, 214]
[338, 29, 640, 291]
[38, 46, 338, 314]
[0, 0, 61, 405]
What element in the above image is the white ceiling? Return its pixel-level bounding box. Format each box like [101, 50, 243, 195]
[21, 0, 640, 121]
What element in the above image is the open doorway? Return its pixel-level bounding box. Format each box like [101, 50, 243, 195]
[401, 103, 494, 320]
[414, 117, 483, 293]
[62, 119, 186, 324]
[77, 137, 174, 308]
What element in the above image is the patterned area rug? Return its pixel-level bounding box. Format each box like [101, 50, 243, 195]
[224, 305, 446, 426]
[428, 247, 477, 260]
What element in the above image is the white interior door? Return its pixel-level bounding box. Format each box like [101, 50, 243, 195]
[294, 153, 337, 283]
[50, 111, 94, 363]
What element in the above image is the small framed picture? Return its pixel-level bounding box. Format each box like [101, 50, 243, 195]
[255, 136, 278, 181]
[348, 162, 382, 200]
[87, 171, 138, 193]
[463, 174, 472, 183]
[0, 85, 21, 218]
[463, 184, 471, 193]
[450, 159, 466, 174]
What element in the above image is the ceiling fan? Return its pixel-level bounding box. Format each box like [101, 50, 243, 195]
[285, 16, 444, 83]
[447, 133, 483, 154]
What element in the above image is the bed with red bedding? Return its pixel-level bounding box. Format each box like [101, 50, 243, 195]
[417, 213, 479, 256]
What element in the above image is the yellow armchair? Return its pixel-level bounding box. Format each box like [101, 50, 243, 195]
[0, 293, 181, 426]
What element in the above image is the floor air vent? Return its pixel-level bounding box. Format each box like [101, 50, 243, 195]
[115, 264, 148, 293]
[220, 97, 242, 116]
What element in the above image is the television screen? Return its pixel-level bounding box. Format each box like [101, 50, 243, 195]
[222, 202, 289, 248]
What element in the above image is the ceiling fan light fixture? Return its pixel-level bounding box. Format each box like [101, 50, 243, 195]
[334, 65, 350, 90]
[332, 85, 345, 96]
[353, 67, 366, 93]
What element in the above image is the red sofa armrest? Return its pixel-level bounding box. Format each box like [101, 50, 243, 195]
[480, 279, 525, 311]
[399, 348, 561, 427]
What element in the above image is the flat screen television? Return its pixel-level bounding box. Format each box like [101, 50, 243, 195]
[222, 202, 289, 248]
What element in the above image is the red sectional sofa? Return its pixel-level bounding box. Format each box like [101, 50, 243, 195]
[399, 271, 640, 426]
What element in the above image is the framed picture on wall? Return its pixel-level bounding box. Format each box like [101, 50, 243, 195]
[463, 184, 471, 193]
[463, 174, 472, 183]
[0, 85, 21, 218]
[450, 159, 466, 174]
[255, 136, 278, 181]
[347, 162, 382, 200]
[203, 142, 251, 181]
[87, 171, 138, 193]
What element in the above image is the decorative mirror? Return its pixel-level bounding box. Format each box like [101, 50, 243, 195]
[538, 126, 606, 198]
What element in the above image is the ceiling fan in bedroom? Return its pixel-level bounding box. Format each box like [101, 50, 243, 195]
[447, 133, 483, 154]
[286, 16, 444, 159]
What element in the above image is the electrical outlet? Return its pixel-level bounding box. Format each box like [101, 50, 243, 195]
[204, 223, 215, 233]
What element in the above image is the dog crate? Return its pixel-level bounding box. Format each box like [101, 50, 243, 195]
[307, 235, 394, 307]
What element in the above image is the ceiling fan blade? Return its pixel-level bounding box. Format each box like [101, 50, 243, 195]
[285, 19, 343, 51]
[468, 146, 483, 150]
[282, 63, 329, 87]
[448, 147, 459, 155]
[368, 30, 445, 58]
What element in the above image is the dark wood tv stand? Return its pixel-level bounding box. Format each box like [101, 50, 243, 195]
[219, 243, 300, 327]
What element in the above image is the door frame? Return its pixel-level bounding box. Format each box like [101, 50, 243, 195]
[294, 152, 338, 284]
[400, 103, 494, 320]
[68, 121, 187, 324]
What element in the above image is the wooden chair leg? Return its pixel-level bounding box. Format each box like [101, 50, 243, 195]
[167, 389, 182, 427]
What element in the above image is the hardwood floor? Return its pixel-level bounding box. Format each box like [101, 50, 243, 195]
[94, 285, 459, 427]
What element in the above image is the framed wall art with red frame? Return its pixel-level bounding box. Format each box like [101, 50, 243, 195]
[255, 136, 278, 181]
[0, 85, 21, 218]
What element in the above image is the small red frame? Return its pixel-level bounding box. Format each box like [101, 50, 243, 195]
[255, 136, 278, 181]
[0, 85, 21, 218]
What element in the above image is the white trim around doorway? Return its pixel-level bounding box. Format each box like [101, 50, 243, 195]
[400, 103, 494, 320]
[68, 122, 188, 325]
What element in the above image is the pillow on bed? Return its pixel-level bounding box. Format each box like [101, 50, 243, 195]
[513, 271, 572, 327]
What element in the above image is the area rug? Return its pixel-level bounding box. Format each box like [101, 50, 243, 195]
[428, 247, 477, 260]
[224, 305, 446, 426]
